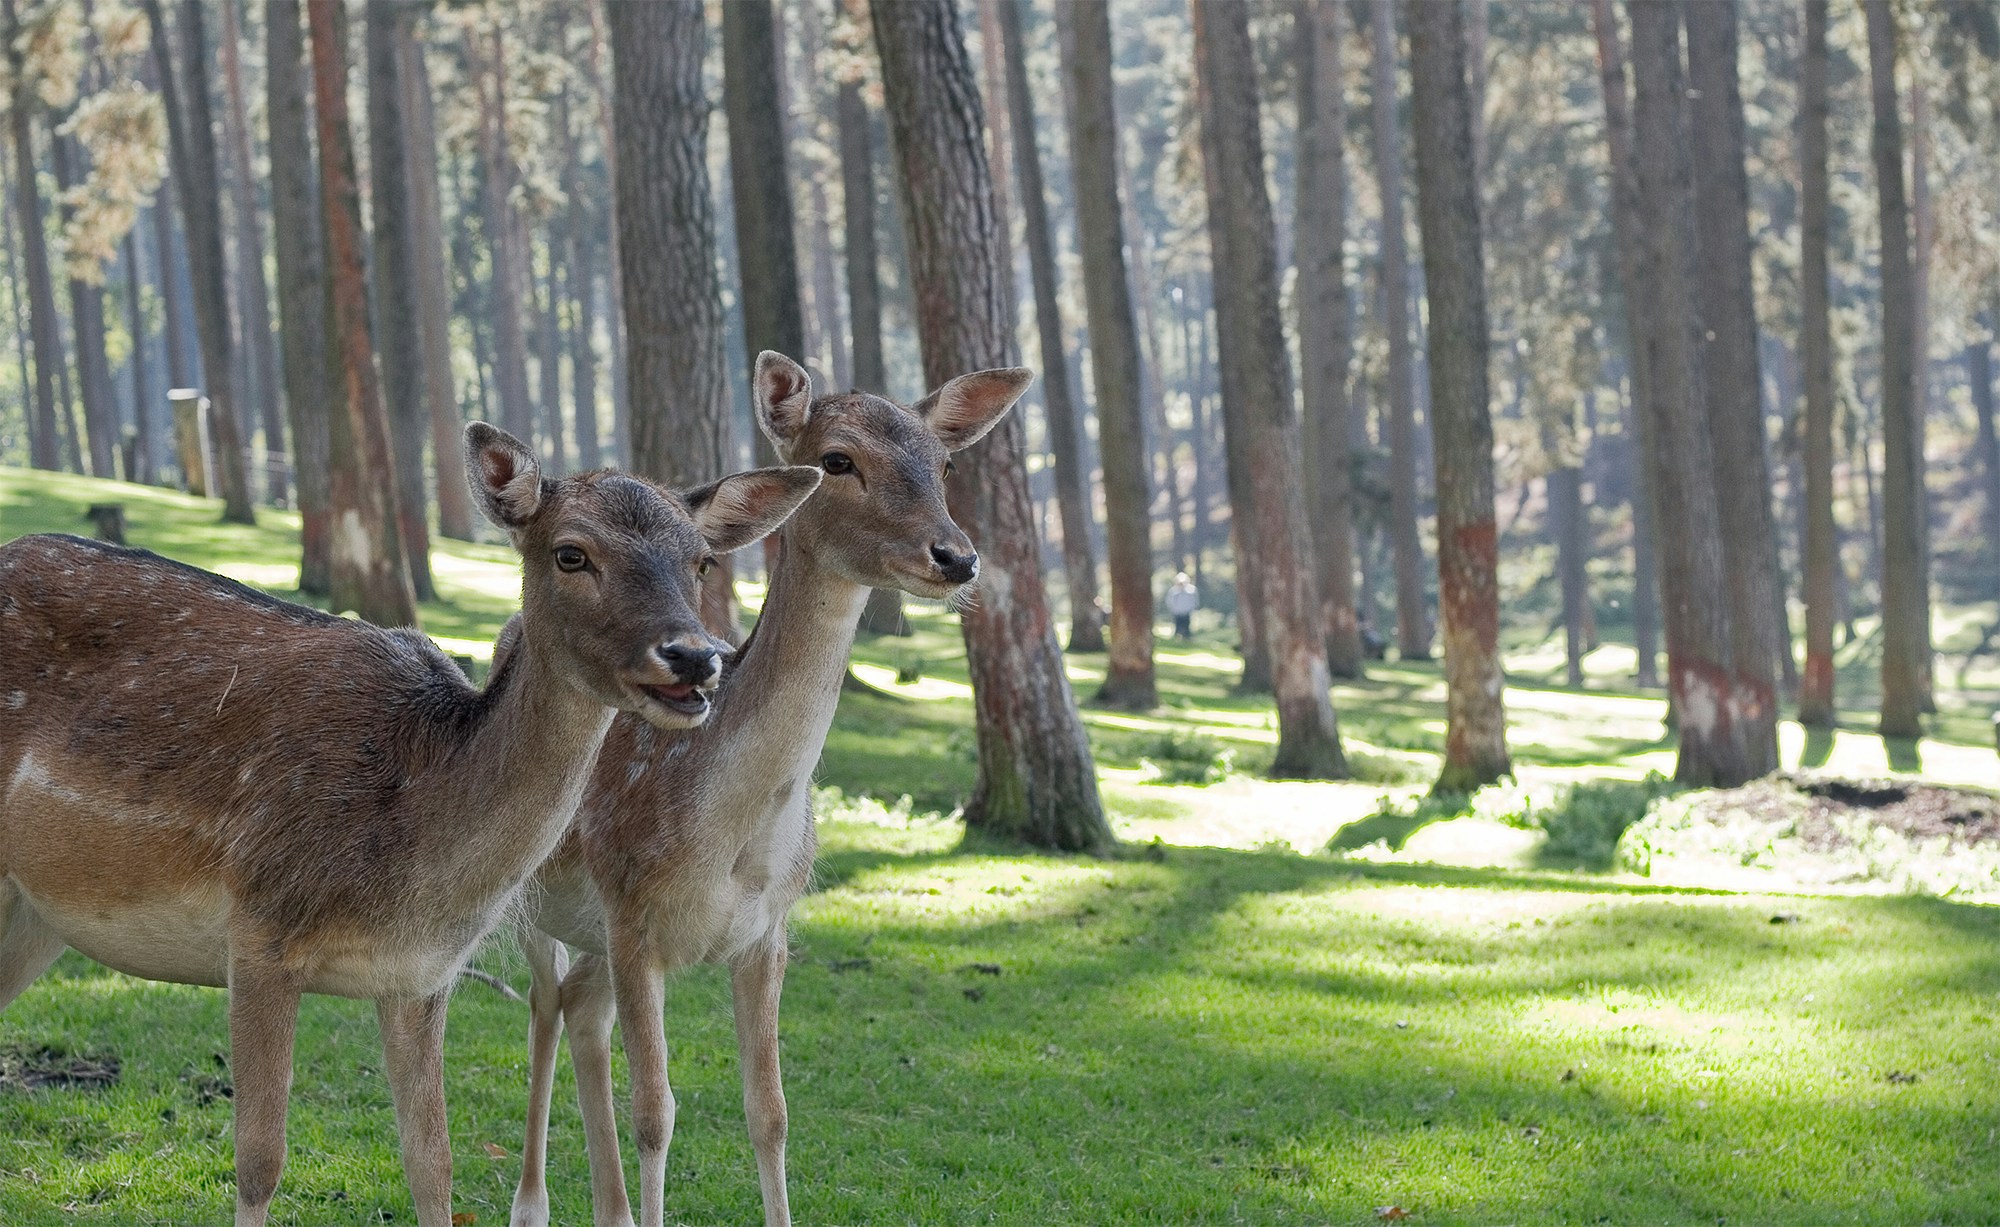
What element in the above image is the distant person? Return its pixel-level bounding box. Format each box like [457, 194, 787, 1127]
[1166, 572, 1200, 641]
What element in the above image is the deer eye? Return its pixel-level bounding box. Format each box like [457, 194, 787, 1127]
[821, 452, 854, 475]
[554, 545, 590, 573]
[944, 459, 956, 478]
[698, 555, 716, 578]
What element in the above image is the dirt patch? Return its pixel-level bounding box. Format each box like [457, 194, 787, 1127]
[1688, 774, 2000, 852]
[0, 1045, 121, 1092]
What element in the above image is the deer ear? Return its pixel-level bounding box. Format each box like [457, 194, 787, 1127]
[465, 422, 543, 529]
[913, 367, 1032, 451]
[683, 466, 823, 554]
[753, 351, 814, 452]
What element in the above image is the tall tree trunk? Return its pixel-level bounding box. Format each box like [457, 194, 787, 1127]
[586, 0, 629, 462]
[1057, 0, 1156, 709]
[49, 135, 119, 481]
[152, 181, 195, 390]
[871, 0, 1114, 849]
[1864, 0, 1927, 737]
[1192, 0, 1348, 779]
[399, 29, 472, 541]
[146, 0, 255, 522]
[722, 0, 805, 446]
[1, 165, 34, 471]
[219, 0, 286, 505]
[533, 233, 565, 471]
[1629, 0, 1755, 785]
[124, 230, 155, 482]
[611, 0, 739, 639]
[1589, 0, 1660, 691]
[471, 20, 536, 452]
[1798, 0, 1839, 727]
[268, 0, 331, 593]
[994, 0, 1105, 654]
[1686, 0, 1778, 774]
[5, 0, 60, 472]
[796, 0, 849, 389]
[365, 0, 436, 600]
[1369, 0, 1430, 661]
[1295, 0, 1362, 677]
[307, 0, 418, 627]
[1908, 72, 1936, 710]
[1551, 449, 1589, 688]
[1409, 0, 1509, 792]
[1970, 322, 1999, 599]
[561, 96, 603, 473]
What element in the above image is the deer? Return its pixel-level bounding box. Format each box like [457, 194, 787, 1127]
[506, 352, 1029, 1227]
[0, 422, 822, 1227]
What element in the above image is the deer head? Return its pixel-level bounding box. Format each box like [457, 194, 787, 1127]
[750, 351, 1029, 598]
[464, 423, 820, 726]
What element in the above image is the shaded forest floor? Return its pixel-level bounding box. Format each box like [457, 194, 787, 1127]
[2, 468, 1998, 1224]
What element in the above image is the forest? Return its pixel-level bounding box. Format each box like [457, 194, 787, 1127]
[0, 0, 1998, 1223]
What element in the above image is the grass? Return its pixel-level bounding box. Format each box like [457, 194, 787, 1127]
[3, 468, 1999, 1224]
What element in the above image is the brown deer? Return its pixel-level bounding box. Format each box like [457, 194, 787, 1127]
[0, 423, 821, 1227]
[507, 353, 1029, 1227]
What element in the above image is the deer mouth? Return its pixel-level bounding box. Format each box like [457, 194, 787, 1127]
[638, 680, 711, 717]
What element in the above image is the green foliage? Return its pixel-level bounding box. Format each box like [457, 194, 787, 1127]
[1133, 729, 1233, 786]
[1532, 774, 1682, 869]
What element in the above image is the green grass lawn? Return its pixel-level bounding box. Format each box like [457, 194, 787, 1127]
[3, 469, 1998, 1224]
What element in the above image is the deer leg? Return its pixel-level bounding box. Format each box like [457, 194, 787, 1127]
[0, 890, 65, 1011]
[731, 943, 792, 1227]
[562, 952, 635, 1227]
[378, 990, 455, 1227]
[609, 929, 673, 1227]
[226, 956, 301, 1227]
[510, 929, 569, 1227]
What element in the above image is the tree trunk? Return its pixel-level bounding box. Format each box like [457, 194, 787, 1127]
[49, 134, 119, 481]
[1588, 0, 1660, 691]
[219, 0, 286, 505]
[1551, 456, 1589, 688]
[585, 0, 629, 462]
[871, 0, 1113, 850]
[1629, 0, 1756, 786]
[1798, 0, 1838, 727]
[1295, 0, 1363, 677]
[1686, 0, 1778, 774]
[5, 0, 61, 472]
[1369, 0, 1430, 661]
[1409, 0, 1509, 793]
[1970, 323, 1999, 599]
[1864, 0, 1927, 738]
[147, 0, 255, 523]
[470, 20, 536, 453]
[795, 1, 849, 389]
[561, 89, 603, 473]
[1192, 0, 1348, 780]
[1056, 0, 1156, 709]
[533, 233, 565, 471]
[362, 1, 436, 600]
[267, 0, 332, 594]
[308, 0, 418, 627]
[611, 0, 739, 639]
[399, 29, 472, 541]
[1910, 73, 1935, 710]
[993, 0, 1105, 655]
[124, 230, 155, 483]
[151, 182, 195, 390]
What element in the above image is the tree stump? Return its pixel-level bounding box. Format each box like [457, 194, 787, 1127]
[84, 504, 127, 544]
[169, 388, 210, 496]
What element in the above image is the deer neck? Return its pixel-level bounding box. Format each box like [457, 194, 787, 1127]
[702, 535, 870, 788]
[434, 628, 615, 914]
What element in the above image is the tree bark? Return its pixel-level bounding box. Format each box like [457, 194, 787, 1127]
[151, 179, 195, 390]
[611, 0, 739, 639]
[585, 0, 629, 462]
[219, 0, 286, 505]
[871, 0, 1113, 849]
[267, 0, 331, 592]
[49, 134, 119, 481]
[1798, 0, 1838, 727]
[1629, 0, 1755, 786]
[147, 0, 255, 523]
[1409, 0, 1509, 793]
[533, 229, 565, 472]
[124, 230, 154, 483]
[5, 0, 61, 472]
[993, 0, 1105, 655]
[365, 1, 436, 601]
[795, 0, 849, 390]
[399, 29, 472, 540]
[1970, 322, 1999, 600]
[1192, 0, 1348, 780]
[560, 86, 603, 473]
[1369, 0, 1430, 661]
[1864, 0, 1927, 737]
[722, 0, 805, 442]
[1057, 0, 1156, 709]
[1588, 0, 1660, 691]
[1686, 0, 1778, 773]
[1295, 0, 1362, 677]
[308, 0, 419, 628]
[470, 19, 536, 453]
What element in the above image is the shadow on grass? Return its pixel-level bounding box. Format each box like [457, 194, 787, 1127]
[1801, 724, 1835, 769]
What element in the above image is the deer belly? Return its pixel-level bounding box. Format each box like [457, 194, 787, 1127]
[23, 886, 233, 988]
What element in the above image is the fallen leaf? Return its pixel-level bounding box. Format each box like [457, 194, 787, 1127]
[451, 1215, 476, 1226]
[481, 1142, 510, 1160]
[1376, 1207, 1411, 1222]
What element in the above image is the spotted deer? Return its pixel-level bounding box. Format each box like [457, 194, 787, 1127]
[0, 423, 821, 1227]
[507, 353, 1028, 1227]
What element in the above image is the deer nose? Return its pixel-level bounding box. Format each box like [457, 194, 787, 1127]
[929, 543, 978, 585]
[656, 642, 720, 683]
